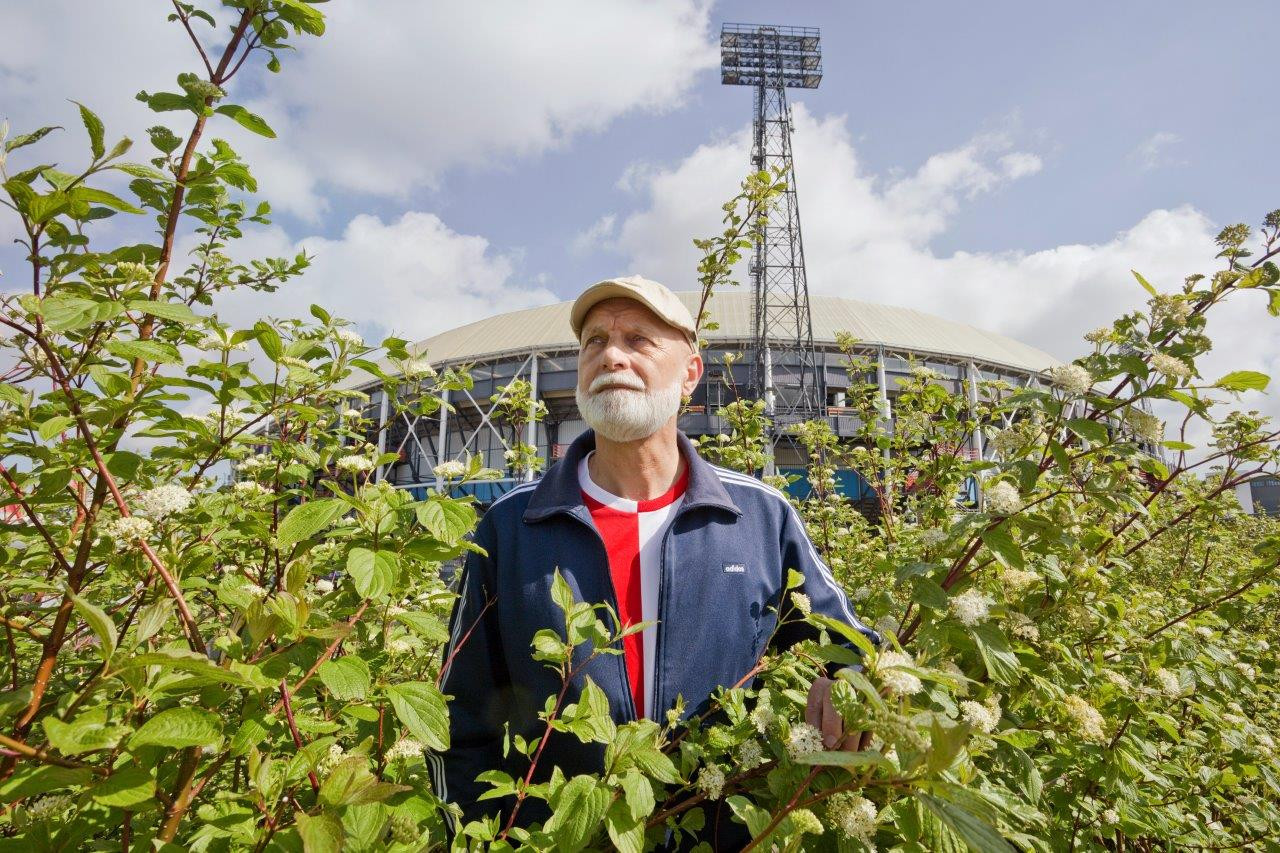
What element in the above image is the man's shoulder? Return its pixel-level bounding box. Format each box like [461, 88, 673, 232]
[703, 464, 793, 515]
[476, 480, 541, 528]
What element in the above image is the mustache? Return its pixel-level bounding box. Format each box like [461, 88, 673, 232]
[588, 372, 646, 393]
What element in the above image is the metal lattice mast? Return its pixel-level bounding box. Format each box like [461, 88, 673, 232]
[721, 23, 824, 425]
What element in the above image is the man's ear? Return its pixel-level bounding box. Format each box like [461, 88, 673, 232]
[683, 348, 704, 397]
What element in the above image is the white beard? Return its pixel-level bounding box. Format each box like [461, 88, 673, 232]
[575, 372, 683, 442]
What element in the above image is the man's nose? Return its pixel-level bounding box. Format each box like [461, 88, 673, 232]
[600, 340, 629, 371]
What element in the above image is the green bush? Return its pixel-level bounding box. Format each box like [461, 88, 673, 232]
[1, 3, 1278, 850]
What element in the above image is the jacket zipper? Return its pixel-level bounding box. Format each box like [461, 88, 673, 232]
[565, 509, 639, 722]
[650, 504, 689, 722]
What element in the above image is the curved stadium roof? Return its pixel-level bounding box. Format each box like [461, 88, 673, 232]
[357, 291, 1060, 383]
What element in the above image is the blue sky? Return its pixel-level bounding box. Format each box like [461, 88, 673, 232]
[2, 1, 1277, 435]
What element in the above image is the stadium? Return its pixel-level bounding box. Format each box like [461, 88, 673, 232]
[344, 289, 1063, 505]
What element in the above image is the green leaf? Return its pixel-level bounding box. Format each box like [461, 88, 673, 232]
[4, 125, 60, 153]
[38, 415, 76, 441]
[1131, 269, 1158, 297]
[386, 681, 450, 751]
[980, 527, 1024, 570]
[393, 611, 450, 642]
[345, 547, 397, 599]
[70, 588, 117, 660]
[918, 793, 1014, 853]
[128, 706, 222, 749]
[317, 656, 370, 701]
[215, 104, 277, 138]
[125, 300, 197, 324]
[40, 294, 99, 331]
[319, 756, 408, 807]
[42, 709, 125, 756]
[0, 382, 25, 409]
[912, 577, 949, 610]
[72, 186, 143, 214]
[0, 765, 93, 799]
[792, 749, 894, 770]
[106, 338, 182, 364]
[415, 497, 476, 545]
[545, 774, 611, 853]
[277, 499, 348, 549]
[297, 811, 344, 853]
[255, 321, 284, 360]
[620, 770, 655, 821]
[971, 623, 1020, 686]
[1065, 417, 1110, 445]
[1214, 370, 1269, 392]
[90, 763, 155, 808]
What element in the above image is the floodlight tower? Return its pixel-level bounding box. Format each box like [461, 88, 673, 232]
[721, 23, 824, 427]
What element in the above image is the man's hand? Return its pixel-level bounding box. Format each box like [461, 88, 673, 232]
[805, 675, 862, 751]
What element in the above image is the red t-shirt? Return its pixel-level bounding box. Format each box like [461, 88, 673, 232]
[579, 453, 689, 719]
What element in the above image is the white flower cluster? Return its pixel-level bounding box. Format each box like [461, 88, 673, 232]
[1149, 352, 1192, 382]
[236, 455, 272, 476]
[1102, 670, 1133, 692]
[317, 743, 346, 776]
[790, 592, 812, 616]
[201, 334, 248, 352]
[101, 516, 153, 544]
[382, 633, 415, 656]
[278, 356, 311, 370]
[1149, 293, 1192, 327]
[1154, 668, 1183, 698]
[1048, 363, 1093, 395]
[960, 694, 1002, 734]
[333, 328, 363, 348]
[1062, 695, 1107, 744]
[1084, 325, 1112, 344]
[750, 698, 776, 734]
[910, 365, 942, 381]
[401, 357, 436, 378]
[341, 408, 363, 421]
[919, 527, 947, 548]
[876, 650, 922, 697]
[696, 764, 726, 800]
[233, 481, 271, 498]
[826, 792, 878, 841]
[786, 723, 825, 759]
[789, 808, 824, 836]
[949, 588, 993, 627]
[1126, 409, 1165, 444]
[433, 460, 467, 480]
[876, 710, 926, 752]
[313, 578, 335, 594]
[1007, 612, 1040, 642]
[22, 793, 72, 821]
[737, 740, 764, 768]
[115, 261, 154, 281]
[335, 454, 374, 474]
[1000, 567, 1039, 592]
[385, 738, 424, 763]
[989, 428, 1024, 458]
[1101, 808, 1120, 826]
[134, 484, 193, 520]
[984, 481, 1023, 515]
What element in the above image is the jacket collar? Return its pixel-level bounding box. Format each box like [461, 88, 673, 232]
[522, 429, 742, 522]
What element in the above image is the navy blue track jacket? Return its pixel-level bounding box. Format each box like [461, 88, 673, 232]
[429, 429, 879, 827]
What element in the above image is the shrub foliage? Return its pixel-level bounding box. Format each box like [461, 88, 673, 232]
[1, 2, 1279, 850]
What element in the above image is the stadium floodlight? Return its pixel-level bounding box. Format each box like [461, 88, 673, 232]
[721, 23, 823, 436]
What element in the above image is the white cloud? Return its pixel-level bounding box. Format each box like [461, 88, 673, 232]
[603, 106, 1278, 439]
[215, 211, 555, 346]
[0, 1, 717, 219]
[571, 214, 617, 256]
[1131, 131, 1186, 171]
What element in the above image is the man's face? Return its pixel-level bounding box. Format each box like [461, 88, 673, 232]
[575, 298, 703, 442]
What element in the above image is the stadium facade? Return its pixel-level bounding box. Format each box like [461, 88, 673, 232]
[344, 291, 1063, 505]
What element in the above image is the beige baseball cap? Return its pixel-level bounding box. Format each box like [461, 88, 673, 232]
[570, 275, 697, 343]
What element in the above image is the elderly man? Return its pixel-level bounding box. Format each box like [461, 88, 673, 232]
[433, 276, 878, 839]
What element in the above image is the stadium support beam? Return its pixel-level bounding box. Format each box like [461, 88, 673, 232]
[375, 388, 389, 482]
[525, 355, 539, 483]
[967, 362, 985, 465]
[434, 388, 449, 492]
